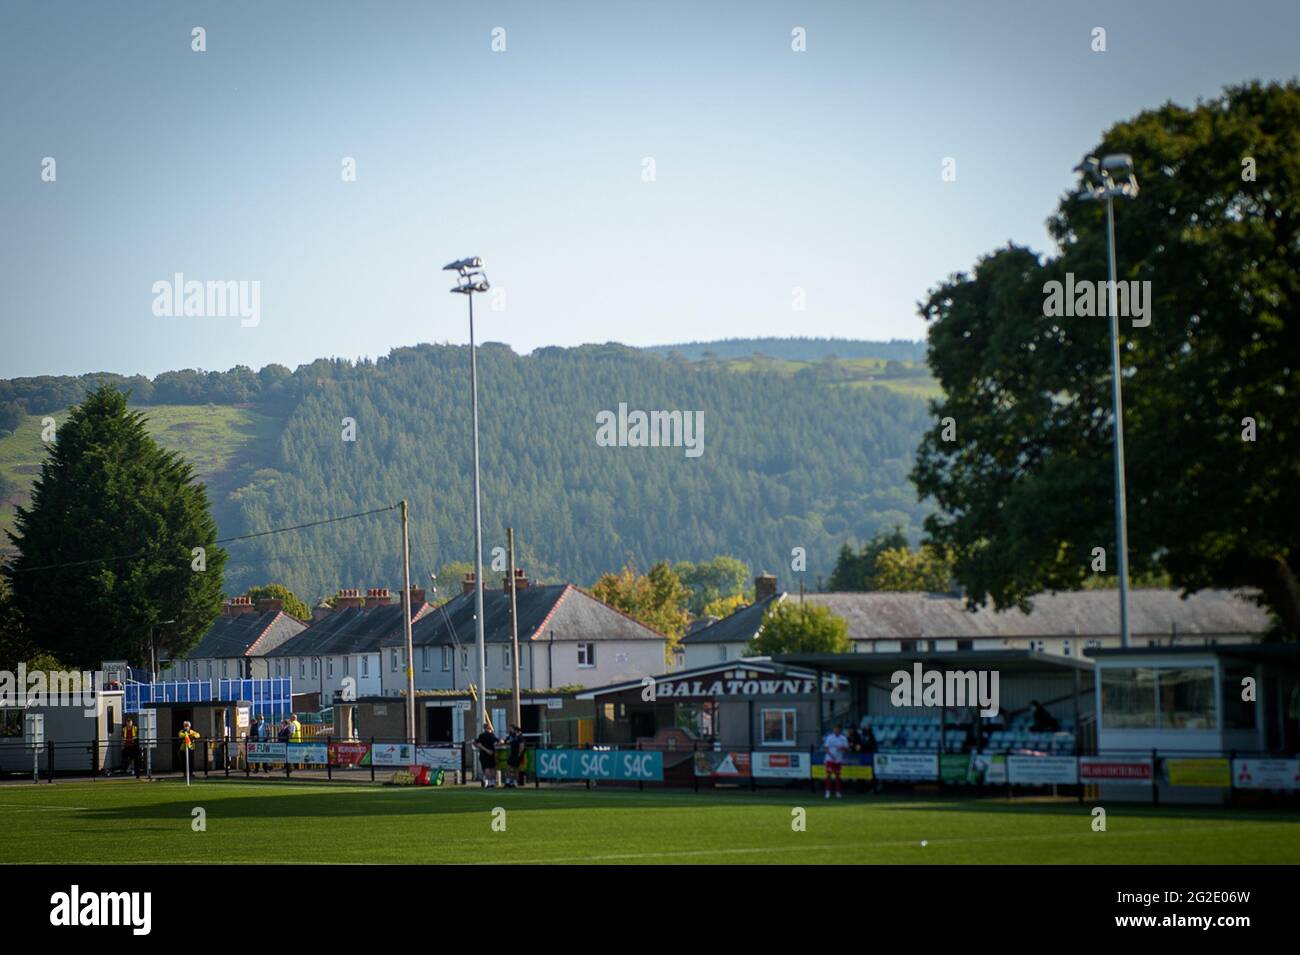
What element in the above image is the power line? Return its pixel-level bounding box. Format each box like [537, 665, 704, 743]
[4, 503, 400, 575]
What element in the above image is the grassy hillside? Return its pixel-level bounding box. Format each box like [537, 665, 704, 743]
[0, 405, 281, 549]
[707, 354, 941, 401]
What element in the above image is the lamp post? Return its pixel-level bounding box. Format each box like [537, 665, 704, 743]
[444, 256, 490, 731]
[1075, 154, 1139, 648]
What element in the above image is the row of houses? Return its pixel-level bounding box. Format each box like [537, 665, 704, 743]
[159, 574, 667, 703]
[162, 571, 1272, 711]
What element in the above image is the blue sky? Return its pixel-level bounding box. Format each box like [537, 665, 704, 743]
[2, 0, 1296, 378]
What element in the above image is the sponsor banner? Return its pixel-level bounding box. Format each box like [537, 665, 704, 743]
[1164, 757, 1230, 788]
[941, 753, 1007, 785]
[536, 749, 664, 782]
[1079, 756, 1153, 783]
[288, 741, 328, 765]
[751, 751, 811, 779]
[694, 750, 752, 778]
[247, 741, 287, 763]
[812, 751, 873, 780]
[1007, 755, 1078, 786]
[1232, 758, 1300, 791]
[371, 742, 415, 766]
[415, 746, 462, 771]
[873, 752, 938, 781]
[329, 742, 369, 767]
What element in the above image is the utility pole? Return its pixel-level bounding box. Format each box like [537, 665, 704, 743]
[508, 527, 522, 728]
[401, 500, 416, 744]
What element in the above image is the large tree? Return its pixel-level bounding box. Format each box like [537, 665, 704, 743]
[245, 583, 311, 621]
[590, 560, 691, 657]
[913, 81, 1300, 634]
[750, 601, 850, 655]
[674, 555, 749, 615]
[4, 386, 227, 666]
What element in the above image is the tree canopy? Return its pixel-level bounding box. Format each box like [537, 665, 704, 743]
[750, 601, 850, 655]
[3, 386, 227, 666]
[912, 81, 1300, 635]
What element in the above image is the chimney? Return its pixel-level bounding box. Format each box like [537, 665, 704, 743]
[462, 573, 476, 596]
[407, 587, 426, 606]
[365, 587, 393, 609]
[503, 568, 529, 591]
[755, 574, 778, 602]
[334, 588, 364, 611]
[224, 595, 255, 616]
[255, 597, 283, 615]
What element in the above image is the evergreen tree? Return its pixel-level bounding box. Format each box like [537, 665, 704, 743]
[4, 387, 226, 667]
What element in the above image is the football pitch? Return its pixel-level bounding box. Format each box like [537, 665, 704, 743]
[2, 779, 1299, 865]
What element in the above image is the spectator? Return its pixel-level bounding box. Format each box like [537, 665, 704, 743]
[248, 714, 267, 773]
[1030, 700, 1060, 733]
[859, 725, 878, 753]
[474, 723, 499, 788]
[847, 727, 862, 752]
[121, 717, 141, 778]
[505, 724, 527, 788]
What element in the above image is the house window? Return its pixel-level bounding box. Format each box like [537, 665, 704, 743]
[422, 647, 432, 672]
[442, 647, 452, 671]
[343, 657, 349, 676]
[361, 656, 369, 678]
[956, 640, 973, 651]
[461, 648, 469, 671]
[761, 708, 797, 745]
[1062, 640, 1072, 657]
[221, 660, 228, 678]
[1028, 639, 1046, 652]
[577, 643, 596, 668]
[206, 661, 212, 679]
[311, 658, 319, 678]
[504, 646, 511, 668]
[327, 657, 335, 678]
[299, 660, 306, 679]
[391, 649, 399, 672]
[719, 646, 728, 661]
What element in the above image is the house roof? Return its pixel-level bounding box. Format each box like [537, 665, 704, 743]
[774, 649, 1095, 675]
[679, 593, 782, 644]
[264, 602, 431, 657]
[186, 611, 306, 660]
[407, 584, 666, 648]
[800, 589, 1271, 642]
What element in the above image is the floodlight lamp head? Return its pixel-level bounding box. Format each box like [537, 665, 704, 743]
[442, 256, 484, 274]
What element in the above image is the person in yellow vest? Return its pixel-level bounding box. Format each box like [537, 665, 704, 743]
[178, 721, 201, 780]
[289, 714, 302, 768]
[121, 718, 141, 778]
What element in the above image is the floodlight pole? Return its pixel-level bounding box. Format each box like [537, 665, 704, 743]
[1104, 194, 1132, 650]
[468, 286, 488, 733]
[444, 257, 490, 733]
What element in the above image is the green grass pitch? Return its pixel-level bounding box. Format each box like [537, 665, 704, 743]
[2, 779, 1299, 864]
